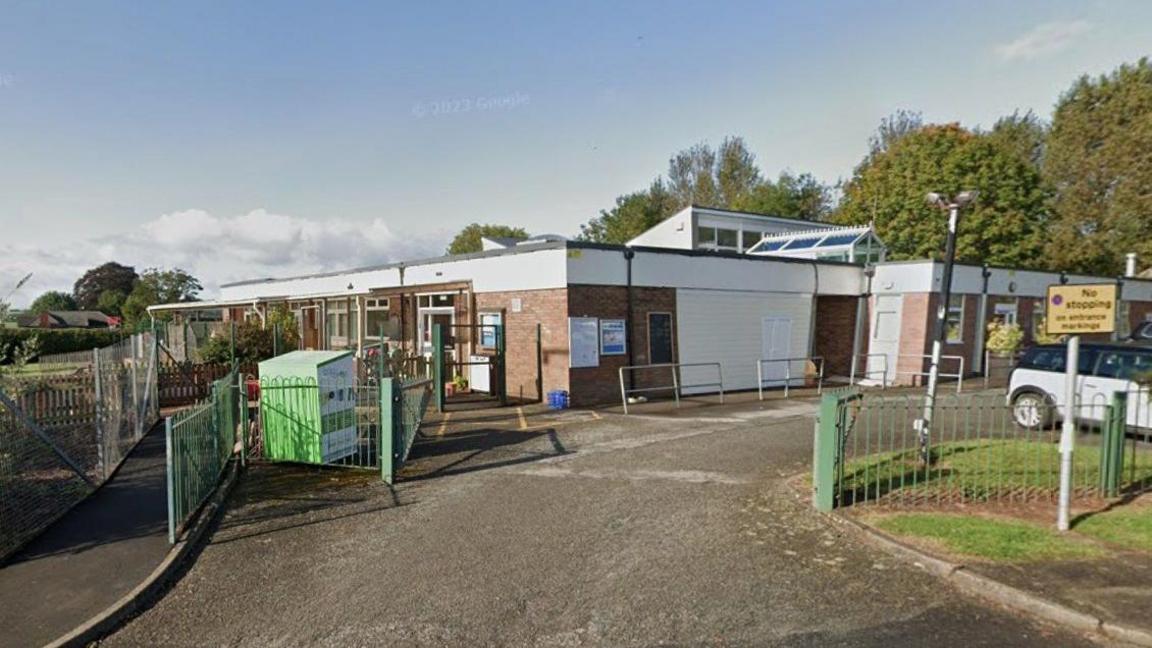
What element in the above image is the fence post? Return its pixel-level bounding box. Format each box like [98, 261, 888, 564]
[1100, 392, 1127, 497]
[165, 416, 176, 544]
[93, 346, 106, 479]
[131, 334, 141, 438]
[812, 392, 841, 512]
[433, 323, 444, 413]
[535, 322, 543, 403]
[238, 374, 248, 467]
[380, 377, 395, 484]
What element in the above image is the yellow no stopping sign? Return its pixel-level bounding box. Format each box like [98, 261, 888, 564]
[1045, 283, 1117, 335]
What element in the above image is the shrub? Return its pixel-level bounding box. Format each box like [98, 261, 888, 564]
[0, 328, 123, 361]
[985, 321, 1024, 355]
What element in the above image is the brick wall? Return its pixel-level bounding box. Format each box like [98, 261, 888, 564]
[566, 285, 678, 407]
[812, 295, 860, 379]
[475, 288, 569, 403]
[894, 293, 978, 385]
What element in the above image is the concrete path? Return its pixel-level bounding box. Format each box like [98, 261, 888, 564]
[104, 400, 1101, 647]
[0, 422, 170, 648]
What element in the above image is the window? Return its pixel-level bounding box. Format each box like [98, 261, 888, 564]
[418, 293, 455, 308]
[946, 295, 965, 343]
[716, 228, 738, 248]
[365, 298, 390, 339]
[1118, 301, 1132, 338]
[696, 226, 716, 247]
[1030, 299, 1046, 338]
[742, 230, 761, 251]
[1018, 346, 1100, 374]
[648, 312, 674, 364]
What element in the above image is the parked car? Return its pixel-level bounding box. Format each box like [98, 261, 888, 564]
[1007, 342, 1152, 429]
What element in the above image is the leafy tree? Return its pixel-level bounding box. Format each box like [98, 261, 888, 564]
[832, 123, 1047, 267]
[734, 171, 832, 221]
[199, 310, 297, 364]
[96, 289, 127, 317]
[121, 268, 203, 329]
[28, 291, 77, 314]
[986, 110, 1047, 168]
[715, 136, 762, 207]
[447, 224, 529, 255]
[867, 109, 923, 160]
[578, 178, 679, 243]
[1043, 58, 1152, 275]
[73, 262, 137, 310]
[667, 142, 719, 208]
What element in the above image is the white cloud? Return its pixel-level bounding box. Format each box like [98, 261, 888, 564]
[0, 209, 447, 307]
[995, 20, 1093, 61]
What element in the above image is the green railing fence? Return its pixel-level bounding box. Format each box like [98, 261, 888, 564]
[166, 371, 239, 543]
[813, 388, 1152, 512]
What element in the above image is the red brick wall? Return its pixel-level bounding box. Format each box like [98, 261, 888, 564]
[566, 285, 678, 407]
[894, 293, 977, 385]
[474, 288, 570, 404]
[812, 296, 860, 378]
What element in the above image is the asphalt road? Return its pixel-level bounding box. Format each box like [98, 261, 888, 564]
[102, 399, 1105, 647]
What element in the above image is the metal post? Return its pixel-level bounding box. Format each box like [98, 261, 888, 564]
[93, 347, 105, 479]
[1058, 335, 1080, 531]
[817, 358, 825, 395]
[273, 322, 280, 357]
[813, 392, 840, 512]
[433, 323, 444, 413]
[165, 416, 176, 544]
[237, 374, 247, 467]
[229, 321, 236, 370]
[131, 334, 140, 438]
[535, 322, 543, 403]
[916, 202, 962, 464]
[785, 361, 791, 399]
[757, 361, 764, 401]
[671, 364, 680, 408]
[1100, 391, 1127, 497]
[380, 377, 395, 484]
[497, 324, 507, 406]
[619, 367, 629, 415]
[717, 364, 724, 404]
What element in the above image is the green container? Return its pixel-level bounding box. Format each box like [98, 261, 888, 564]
[258, 350, 357, 464]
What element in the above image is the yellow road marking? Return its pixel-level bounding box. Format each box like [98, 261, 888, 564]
[517, 406, 528, 430]
[435, 411, 452, 437]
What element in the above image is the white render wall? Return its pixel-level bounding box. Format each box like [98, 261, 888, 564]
[872, 261, 1152, 300]
[625, 208, 694, 249]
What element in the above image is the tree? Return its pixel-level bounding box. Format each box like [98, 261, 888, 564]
[447, 224, 529, 255]
[714, 136, 762, 207]
[73, 262, 137, 310]
[28, 291, 76, 314]
[832, 123, 1048, 267]
[986, 110, 1046, 168]
[1043, 58, 1152, 275]
[867, 109, 923, 159]
[578, 178, 678, 243]
[96, 289, 127, 317]
[121, 268, 203, 329]
[734, 171, 832, 221]
[667, 142, 719, 208]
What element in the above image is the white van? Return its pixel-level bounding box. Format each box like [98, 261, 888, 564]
[1007, 343, 1152, 429]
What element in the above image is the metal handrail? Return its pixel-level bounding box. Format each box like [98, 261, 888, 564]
[756, 356, 824, 400]
[894, 354, 965, 393]
[618, 362, 724, 414]
[851, 353, 890, 388]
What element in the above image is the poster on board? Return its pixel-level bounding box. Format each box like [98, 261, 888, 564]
[599, 319, 627, 355]
[569, 317, 599, 368]
[479, 312, 502, 348]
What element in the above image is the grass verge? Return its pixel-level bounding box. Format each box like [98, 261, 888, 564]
[1075, 503, 1152, 553]
[871, 512, 1101, 562]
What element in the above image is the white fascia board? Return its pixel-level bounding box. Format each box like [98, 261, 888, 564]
[219, 267, 402, 302]
[405, 247, 568, 293]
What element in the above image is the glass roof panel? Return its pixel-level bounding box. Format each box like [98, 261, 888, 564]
[783, 236, 821, 250]
[751, 239, 788, 252]
[817, 233, 862, 247]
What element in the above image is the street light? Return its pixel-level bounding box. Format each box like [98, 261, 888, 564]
[916, 191, 976, 463]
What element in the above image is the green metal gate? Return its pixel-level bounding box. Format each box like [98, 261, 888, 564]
[432, 322, 508, 412]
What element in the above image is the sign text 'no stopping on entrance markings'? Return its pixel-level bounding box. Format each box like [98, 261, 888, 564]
[1045, 283, 1117, 335]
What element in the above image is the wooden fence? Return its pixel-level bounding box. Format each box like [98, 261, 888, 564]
[158, 361, 258, 408]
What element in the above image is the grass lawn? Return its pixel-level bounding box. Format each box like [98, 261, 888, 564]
[1075, 503, 1152, 553]
[841, 439, 1152, 504]
[872, 512, 1101, 562]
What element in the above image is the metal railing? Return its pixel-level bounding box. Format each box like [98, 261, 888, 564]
[894, 354, 965, 394]
[983, 350, 1021, 389]
[618, 362, 724, 414]
[813, 389, 1152, 512]
[166, 371, 238, 543]
[757, 356, 824, 399]
[850, 353, 890, 388]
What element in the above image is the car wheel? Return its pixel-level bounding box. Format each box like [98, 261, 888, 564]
[1012, 391, 1052, 430]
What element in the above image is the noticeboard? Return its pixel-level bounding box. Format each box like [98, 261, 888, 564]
[1045, 283, 1117, 335]
[569, 317, 600, 368]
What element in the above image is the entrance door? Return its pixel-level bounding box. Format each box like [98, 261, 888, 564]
[648, 313, 674, 365]
[760, 317, 793, 384]
[419, 311, 454, 356]
[868, 295, 902, 385]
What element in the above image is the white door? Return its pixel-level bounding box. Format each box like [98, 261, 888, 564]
[760, 317, 794, 385]
[867, 295, 902, 385]
[676, 289, 812, 394]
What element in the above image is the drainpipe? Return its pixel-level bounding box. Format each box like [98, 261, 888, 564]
[974, 265, 991, 374]
[807, 260, 820, 359]
[624, 249, 636, 390]
[1126, 253, 1137, 278]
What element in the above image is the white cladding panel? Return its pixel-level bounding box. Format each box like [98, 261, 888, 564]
[567, 248, 862, 295]
[219, 267, 402, 301]
[675, 289, 813, 394]
[871, 261, 1152, 301]
[626, 208, 693, 249]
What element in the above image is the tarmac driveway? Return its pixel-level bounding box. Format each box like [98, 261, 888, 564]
[102, 399, 1099, 647]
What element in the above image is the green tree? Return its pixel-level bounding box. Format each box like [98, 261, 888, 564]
[1043, 58, 1152, 275]
[447, 224, 529, 255]
[121, 268, 203, 329]
[578, 178, 678, 243]
[832, 123, 1047, 267]
[96, 289, 127, 317]
[867, 109, 923, 159]
[28, 291, 77, 314]
[73, 262, 137, 309]
[986, 110, 1047, 168]
[734, 171, 832, 221]
[714, 136, 762, 207]
[668, 142, 719, 208]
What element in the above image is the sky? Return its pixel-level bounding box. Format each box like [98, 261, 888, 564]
[1, 0, 1150, 306]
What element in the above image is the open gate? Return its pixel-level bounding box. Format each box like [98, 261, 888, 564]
[431, 322, 508, 412]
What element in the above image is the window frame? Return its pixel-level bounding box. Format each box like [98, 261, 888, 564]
[945, 295, 965, 344]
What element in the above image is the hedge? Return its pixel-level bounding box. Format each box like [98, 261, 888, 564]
[1, 328, 125, 359]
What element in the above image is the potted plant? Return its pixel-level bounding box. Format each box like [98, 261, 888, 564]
[452, 373, 470, 394]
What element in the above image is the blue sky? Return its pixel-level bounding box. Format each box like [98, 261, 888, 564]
[1, 1, 1149, 304]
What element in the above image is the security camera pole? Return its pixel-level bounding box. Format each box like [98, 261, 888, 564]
[915, 191, 976, 464]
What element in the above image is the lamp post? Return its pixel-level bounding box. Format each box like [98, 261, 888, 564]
[916, 191, 976, 463]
